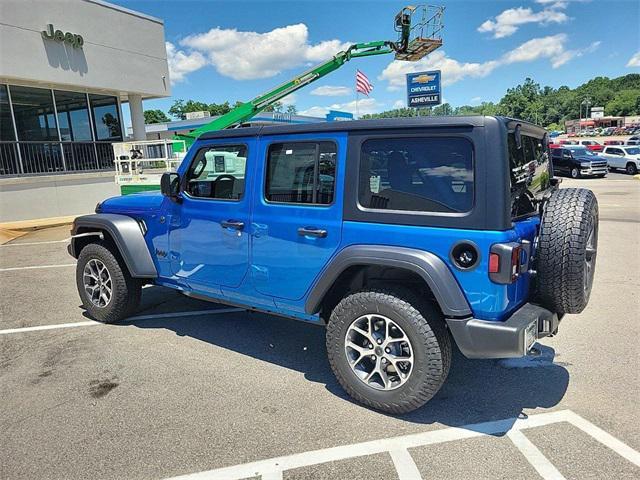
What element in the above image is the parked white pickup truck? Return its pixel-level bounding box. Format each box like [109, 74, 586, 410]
[600, 146, 640, 175]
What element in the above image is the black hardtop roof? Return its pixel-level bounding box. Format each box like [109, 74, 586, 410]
[197, 115, 545, 141]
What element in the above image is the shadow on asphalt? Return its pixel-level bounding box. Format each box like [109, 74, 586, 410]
[121, 288, 569, 433]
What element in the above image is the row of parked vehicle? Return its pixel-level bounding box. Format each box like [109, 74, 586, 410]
[566, 125, 640, 137]
[549, 142, 640, 177]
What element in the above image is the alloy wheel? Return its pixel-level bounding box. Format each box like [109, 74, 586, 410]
[344, 314, 414, 391]
[83, 259, 112, 308]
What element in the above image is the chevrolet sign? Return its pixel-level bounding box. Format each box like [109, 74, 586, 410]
[406, 70, 441, 108]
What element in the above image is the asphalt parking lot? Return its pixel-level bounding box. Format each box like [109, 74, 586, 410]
[1, 172, 639, 480]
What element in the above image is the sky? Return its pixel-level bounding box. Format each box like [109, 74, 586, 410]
[115, 0, 640, 127]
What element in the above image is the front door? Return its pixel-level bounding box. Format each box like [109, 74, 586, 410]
[250, 134, 345, 300]
[168, 140, 253, 289]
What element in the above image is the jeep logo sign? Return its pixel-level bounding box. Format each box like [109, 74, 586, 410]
[41, 24, 84, 49]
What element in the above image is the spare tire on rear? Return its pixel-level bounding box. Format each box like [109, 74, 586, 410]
[536, 188, 598, 315]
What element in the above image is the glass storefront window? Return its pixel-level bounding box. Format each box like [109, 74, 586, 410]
[10, 85, 59, 141]
[0, 84, 16, 141]
[89, 94, 122, 141]
[54, 90, 92, 141]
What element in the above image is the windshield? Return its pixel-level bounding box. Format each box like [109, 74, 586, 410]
[624, 147, 640, 155]
[568, 147, 596, 156]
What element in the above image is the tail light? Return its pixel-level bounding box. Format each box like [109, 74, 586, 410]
[489, 242, 529, 284]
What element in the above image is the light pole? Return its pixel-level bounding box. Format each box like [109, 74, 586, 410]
[580, 97, 591, 135]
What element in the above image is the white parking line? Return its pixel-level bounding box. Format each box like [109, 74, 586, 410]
[389, 449, 422, 480]
[164, 410, 640, 480]
[0, 239, 70, 247]
[0, 320, 100, 335]
[0, 308, 245, 336]
[0, 263, 76, 272]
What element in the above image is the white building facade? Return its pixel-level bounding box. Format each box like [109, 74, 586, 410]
[0, 0, 170, 177]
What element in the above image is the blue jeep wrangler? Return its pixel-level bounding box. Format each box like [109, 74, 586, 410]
[68, 116, 598, 413]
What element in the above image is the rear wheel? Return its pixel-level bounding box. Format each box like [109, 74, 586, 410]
[626, 162, 638, 175]
[536, 188, 598, 315]
[76, 242, 141, 323]
[326, 286, 451, 414]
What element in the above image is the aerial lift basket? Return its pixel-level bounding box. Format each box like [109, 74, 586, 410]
[394, 4, 444, 61]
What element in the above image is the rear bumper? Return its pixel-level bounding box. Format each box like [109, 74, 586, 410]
[446, 303, 560, 359]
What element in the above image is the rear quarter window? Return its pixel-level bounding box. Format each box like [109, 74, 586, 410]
[508, 133, 551, 219]
[358, 136, 474, 214]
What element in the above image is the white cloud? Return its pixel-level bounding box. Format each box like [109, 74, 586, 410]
[470, 97, 482, 104]
[300, 97, 383, 118]
[380, 34, 600, 89]
[179, 24, 350, 81]
[310, 85, 352, 96]
[501, 34, 568, 65]
[478, 4, 569, 39]
[393, 99, 405, 109]
[380, 50, 499, 90]
[279, 93, 297, 106]
[165, 42, 206, 84]
[627, 51, 640, 68]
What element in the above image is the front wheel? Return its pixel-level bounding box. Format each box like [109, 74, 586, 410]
[326, 287, 451, 414]
[76, 242, 142, 323]
[626, 163, 638, 175]
[570, 167, 580, 178]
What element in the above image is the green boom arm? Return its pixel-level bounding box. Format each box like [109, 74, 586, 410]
[175, 41, 396, 147]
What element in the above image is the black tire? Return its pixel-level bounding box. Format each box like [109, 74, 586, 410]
[570, 167, 580, 179]
[626, 162, 638, 175]
[536, 188, 598, 315]
[76, 242, 142, 323]
[326, 286, 451, 414]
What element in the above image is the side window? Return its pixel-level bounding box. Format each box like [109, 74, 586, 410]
[185, 144, 247, 200]
[265, 141, 336, 205]
[609, 148, 622, 156]
[359, 137, 474, 213]
[509, 133, 550, 218]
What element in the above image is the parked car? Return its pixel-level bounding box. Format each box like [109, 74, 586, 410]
[67, 116, 599, 414]
[603, 140, 624, 146]
[559, 139, 578, 145]
[601, 145, 640, 175]
[579, 140, 603, 152]
[626, 136, 640, 146]
[551, 146, 608, 178]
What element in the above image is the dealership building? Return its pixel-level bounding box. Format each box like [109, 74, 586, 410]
[0, 0, 170, 220]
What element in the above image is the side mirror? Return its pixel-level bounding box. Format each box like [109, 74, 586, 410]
[161, 172, 180, 199]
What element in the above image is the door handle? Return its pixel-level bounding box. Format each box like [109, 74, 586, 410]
[221, 220, 245, 230]
[298, 227, 327, 238]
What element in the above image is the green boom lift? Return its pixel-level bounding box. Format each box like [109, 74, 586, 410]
[113, 5, 444, 195]
[175, 5, 445, 148]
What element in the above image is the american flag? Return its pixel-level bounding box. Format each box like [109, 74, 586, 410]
[355, 70, 373, 96]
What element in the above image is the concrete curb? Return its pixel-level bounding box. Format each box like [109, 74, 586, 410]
[0, 215, 79, 232]
[634, 174, 640, 180]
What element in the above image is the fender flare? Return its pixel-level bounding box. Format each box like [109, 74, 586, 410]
[304, 245, 472, 318]
[69, 214, 157, 278]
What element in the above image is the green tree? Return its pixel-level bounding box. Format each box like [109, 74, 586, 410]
[168, 99, 210, 120]
[606, 90, 640, 116]
[286, 104, 297, 115]
[263, 101, 283, 113]
[143, 109, 170, 124]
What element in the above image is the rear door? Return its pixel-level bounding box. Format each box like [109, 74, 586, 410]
[603, 147, 624, 168]
[250, 133, 345, 300]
